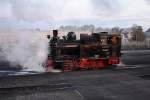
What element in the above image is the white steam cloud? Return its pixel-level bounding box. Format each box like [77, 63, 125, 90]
[0, 31, 48, 72]
[1, 0, 150, 29]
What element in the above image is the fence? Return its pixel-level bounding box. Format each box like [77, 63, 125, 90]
[121, 40, 150, 50]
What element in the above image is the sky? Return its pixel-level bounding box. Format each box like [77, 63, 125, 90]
[0, 0, 150, 31]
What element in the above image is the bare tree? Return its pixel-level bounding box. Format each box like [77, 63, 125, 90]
[111, 27, 123, 34]
[131, 25, 145, 42]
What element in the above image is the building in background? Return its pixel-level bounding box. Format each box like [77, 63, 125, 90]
[121, 29, 132, 45]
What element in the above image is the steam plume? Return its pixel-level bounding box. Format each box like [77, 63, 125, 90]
[0, 31, 48, 72]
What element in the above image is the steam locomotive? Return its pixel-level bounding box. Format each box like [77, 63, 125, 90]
[45, 30, 121, 72]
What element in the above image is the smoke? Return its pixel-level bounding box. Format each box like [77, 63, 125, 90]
[0, 31, 48, 72]
[91, 0, 121, 16]
[1, 0, 150, 29]
[10, 0, 56, 21]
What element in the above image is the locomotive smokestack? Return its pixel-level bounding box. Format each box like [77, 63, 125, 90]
[47, 35, 50, 39]
[53, 30, 58, 37]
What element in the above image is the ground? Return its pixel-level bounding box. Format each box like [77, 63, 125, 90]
[0, 50, 150, 100]
[0, 67, 150, 100]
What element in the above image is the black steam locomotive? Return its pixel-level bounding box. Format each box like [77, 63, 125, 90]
[45, 30, 121, 72]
